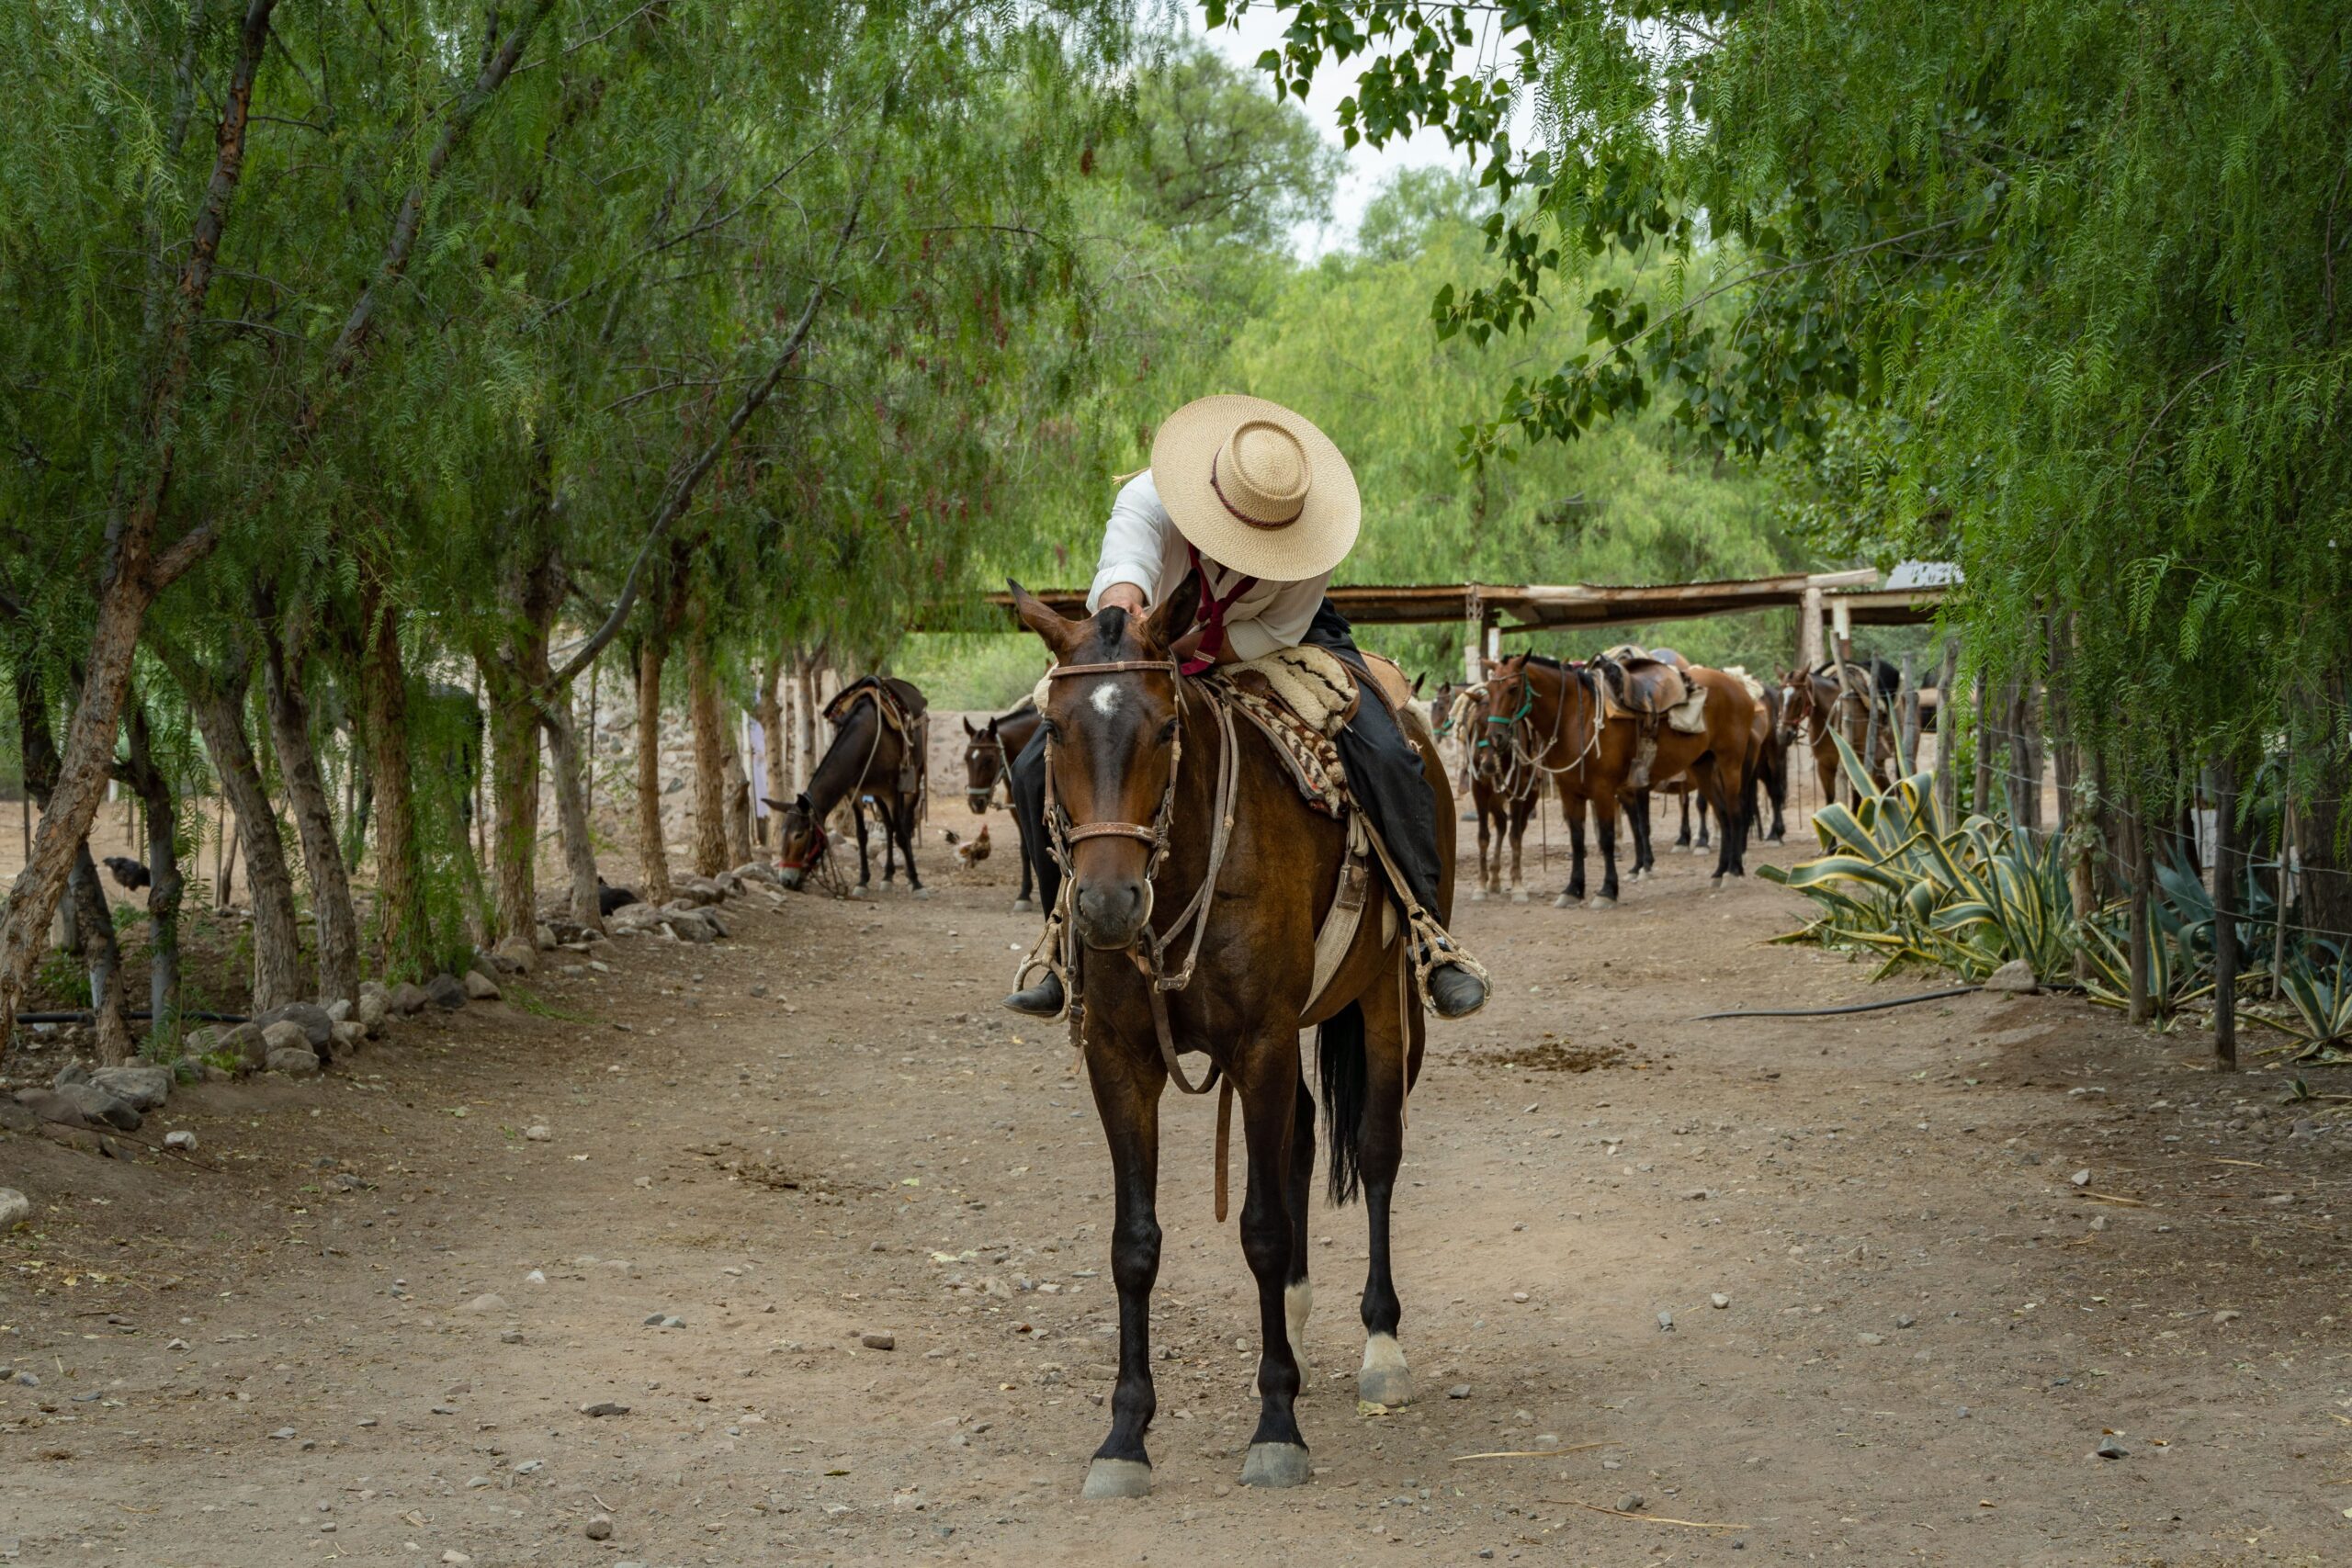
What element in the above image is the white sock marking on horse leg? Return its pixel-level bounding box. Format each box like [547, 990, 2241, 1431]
[1285, 1280, 1312, 1369]
[1362, 1333, 1407, 1378]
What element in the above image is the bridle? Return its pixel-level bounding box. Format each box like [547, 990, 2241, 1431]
[1035, 656, 1240, 1096]
[967, 723, 1012, 811]
[1493, 660, 1603, 782]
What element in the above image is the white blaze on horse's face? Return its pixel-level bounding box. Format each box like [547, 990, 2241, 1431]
[1089, 682, 1124, 719]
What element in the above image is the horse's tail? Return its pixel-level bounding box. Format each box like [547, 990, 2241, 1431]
[1318, 1001, 1368, 1206]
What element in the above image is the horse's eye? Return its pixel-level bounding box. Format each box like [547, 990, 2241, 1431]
[1039, 717, 1061, 742]
[1158, 717, 1180, 742]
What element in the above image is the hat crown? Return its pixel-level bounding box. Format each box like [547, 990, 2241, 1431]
[1215, 419, 1310, 526]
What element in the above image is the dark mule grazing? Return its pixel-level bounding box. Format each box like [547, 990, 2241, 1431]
[1459, 685, 1540, 902]
[1781, 664, 1894, 813]
[1485, 654, 1754, 908]
[765, 677, 928, 896]
[1008, 582, 1451, 1499]
[961, 703, 1041, 912]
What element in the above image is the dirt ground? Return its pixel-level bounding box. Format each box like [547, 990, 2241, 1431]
[5, 745, 2350, 1567]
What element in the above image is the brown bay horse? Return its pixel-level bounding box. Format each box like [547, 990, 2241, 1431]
[1781, 661, 1896, 812]
[1456, 684, 1540, 902]
[961, 701, 1041, 911]
[1485, 653, 1754, 907]
[1009, 581, 1450, 1499]
[766, 676, 928, 896]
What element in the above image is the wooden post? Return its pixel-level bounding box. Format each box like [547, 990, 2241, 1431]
[1934, 637, 1960, 823]
[1896, 652, 1917, 775]
[2271, 794, 2293, 998]
[2126, 803, 2153, 1023]
[1972, 673, 1993, 819]
[1798, 584, 1826, 674]
[1463, 588, 1483, 686]
[586, 654, 600, 825]
[2212, 760, 2238, 1071]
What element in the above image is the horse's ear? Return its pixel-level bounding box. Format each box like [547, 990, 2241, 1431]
[962, 716, 978, 738]
[1007, 580, 1082, 657]
[761, 796, 788, 815]
[795, 792, 812, 814]
[1141, 564, 1199, 652]
[1411, 673, 1427, 696]
[1479, 657, 1499, 676]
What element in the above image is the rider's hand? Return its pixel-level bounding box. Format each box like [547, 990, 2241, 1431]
[1099, 582, 1148, 615]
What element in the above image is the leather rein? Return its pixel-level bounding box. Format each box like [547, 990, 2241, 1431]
[1041, 658, 1240, 1096]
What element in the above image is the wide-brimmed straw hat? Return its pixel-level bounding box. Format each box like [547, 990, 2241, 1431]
[1148, 394, 1359, 582]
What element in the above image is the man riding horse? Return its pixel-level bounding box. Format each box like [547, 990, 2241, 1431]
[1003, 395, 1489, 1021]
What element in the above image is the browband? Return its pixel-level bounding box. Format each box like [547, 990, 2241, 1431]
[1047, 660, 1182, 680]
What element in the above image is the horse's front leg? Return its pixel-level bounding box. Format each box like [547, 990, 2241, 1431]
[1508, 799, 1530, 903]
[1696, 792, 1713, 850]
[1675, 789, 1692, 850]
[1556, 795, 1587, 908]
[879, 795, 899, 885]
[1472, 801, 1493, 901]
[1237, 1047, 1309, 1487]
[1012, 818, 1035, 914]
[1080, 1035, 1164, 1498]
[852, 801, 873, 889]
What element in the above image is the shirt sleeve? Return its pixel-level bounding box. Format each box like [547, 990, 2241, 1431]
[1085, 472, 1171, 613]
[1221, 570, 1332, 661]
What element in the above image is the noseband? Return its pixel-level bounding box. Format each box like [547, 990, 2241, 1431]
[1033, 655, 1240, 1096]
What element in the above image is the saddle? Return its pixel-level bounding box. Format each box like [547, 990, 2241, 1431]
[827, 676, 928, 796]
[1595, 653, 1707, 789]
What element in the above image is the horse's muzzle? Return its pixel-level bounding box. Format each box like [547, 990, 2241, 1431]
[966, 791, 990, 814]
[1074, 878, 1150, 951]
[778, 866, 805, 891]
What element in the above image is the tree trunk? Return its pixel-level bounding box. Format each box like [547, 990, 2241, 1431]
[687, 626, 729, 878]
[794, 655, 820, 793]
[635, 637, 675, 905]
[481, 659, 541, 946]
[755, 650, 786, 843]
[69, 843, 137, 1065]
[119, 700, 185, 1049]
[159, 639, 303, 1011]
[542, 692, 605, 931]
[723, 721, 754, 867]
[2212, 758, 2238, 1072]
[360, 556, 433, 981]
[263, 626, 359, 1009]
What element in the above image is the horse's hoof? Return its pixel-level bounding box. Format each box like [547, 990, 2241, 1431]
[1011, 897, 1035, 915]
[1240, 1441, 1312, 1488]
[1510, 889, 1530, 905]
[1358, 1335, 1413, 1407]
[846, 886, 866, 900]
[913, 887, 933, 900]
[1468, 887, 1487, 903]
[1552, 894, 1577, 910]
[1589, 896, 1616, 909]
[1081, 1458, 1153, 1499]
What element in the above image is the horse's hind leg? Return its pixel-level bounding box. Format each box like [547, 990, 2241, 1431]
[896, 794, 925, 895]
[1352, 973, 1414, 1408]
[1697, 792, 1713, 851]
[1508, 801, 1530, 903]
[1471, 803, 1492, 902]
[880, 795, 899, 885]
[851, 801, 873, 890]
[1080, 1036, 1165, 1498]
[1236, 1047, 1309, 1487]
[1675, 790, 1692, 851]
[1592, 798, 1622, 908]
[1284, 1069, 1317, 1386]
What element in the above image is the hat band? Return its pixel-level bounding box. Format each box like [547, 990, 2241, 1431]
[1210, 452, 1304, 530]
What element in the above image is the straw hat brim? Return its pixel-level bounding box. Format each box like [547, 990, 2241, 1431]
[1148, 394, 1360, 582]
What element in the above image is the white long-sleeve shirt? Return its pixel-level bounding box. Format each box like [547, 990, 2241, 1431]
[1082, 471, 1331, 661]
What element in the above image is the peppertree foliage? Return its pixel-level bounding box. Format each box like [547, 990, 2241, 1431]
[1221, 1, 2352, 804]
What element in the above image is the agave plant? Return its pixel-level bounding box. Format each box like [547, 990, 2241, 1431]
[1760, 732, 2077, 984]
[2077, 904, 2211, 1024]
[2275, 943, 2352, 1063]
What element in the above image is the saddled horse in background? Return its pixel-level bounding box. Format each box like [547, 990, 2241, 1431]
[1008, 581, 1451, 1498]
[1485, 652, 1754, 908]
[766, 676, 929, 896]
[1781, 660, 1897, 811]
[1454, 684, 1540, 902]
[961, 700, 1041, 912]
[1653, 671, 1788, 855]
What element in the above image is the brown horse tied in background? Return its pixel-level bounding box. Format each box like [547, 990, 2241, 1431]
[962, 703, 1040, 910]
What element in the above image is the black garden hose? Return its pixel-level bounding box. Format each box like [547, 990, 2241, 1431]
[1690, 985, 1981, 1021]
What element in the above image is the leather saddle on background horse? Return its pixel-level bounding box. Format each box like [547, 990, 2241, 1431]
[826, 676, 929, 798]
[1594, 648, 1708, 788]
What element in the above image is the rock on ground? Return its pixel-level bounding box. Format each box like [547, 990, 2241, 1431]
[387, 981, 431, 1014]
[90, 1064, 171, 1111]
[216, 1021, 268, 1071]
[0, 1188, 30, 1227]
[463, 970, 502, 1001]
[54, 1081, 141, 1131]
[260, 1020, 312, 1061]
[266, 1046, 322, 1077]
[424, 974, 469, 1010]
[255, 1001, 335, 1048]
[1984, 958, 2039, 994]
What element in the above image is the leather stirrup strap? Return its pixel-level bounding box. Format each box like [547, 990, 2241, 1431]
[1214, 1077, 1233, 1223]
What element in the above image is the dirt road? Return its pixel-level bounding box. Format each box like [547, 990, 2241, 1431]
[4, 794, 2348, 1566]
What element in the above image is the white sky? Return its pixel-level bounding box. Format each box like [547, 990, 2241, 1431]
[1183, 4, 1467, 255]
